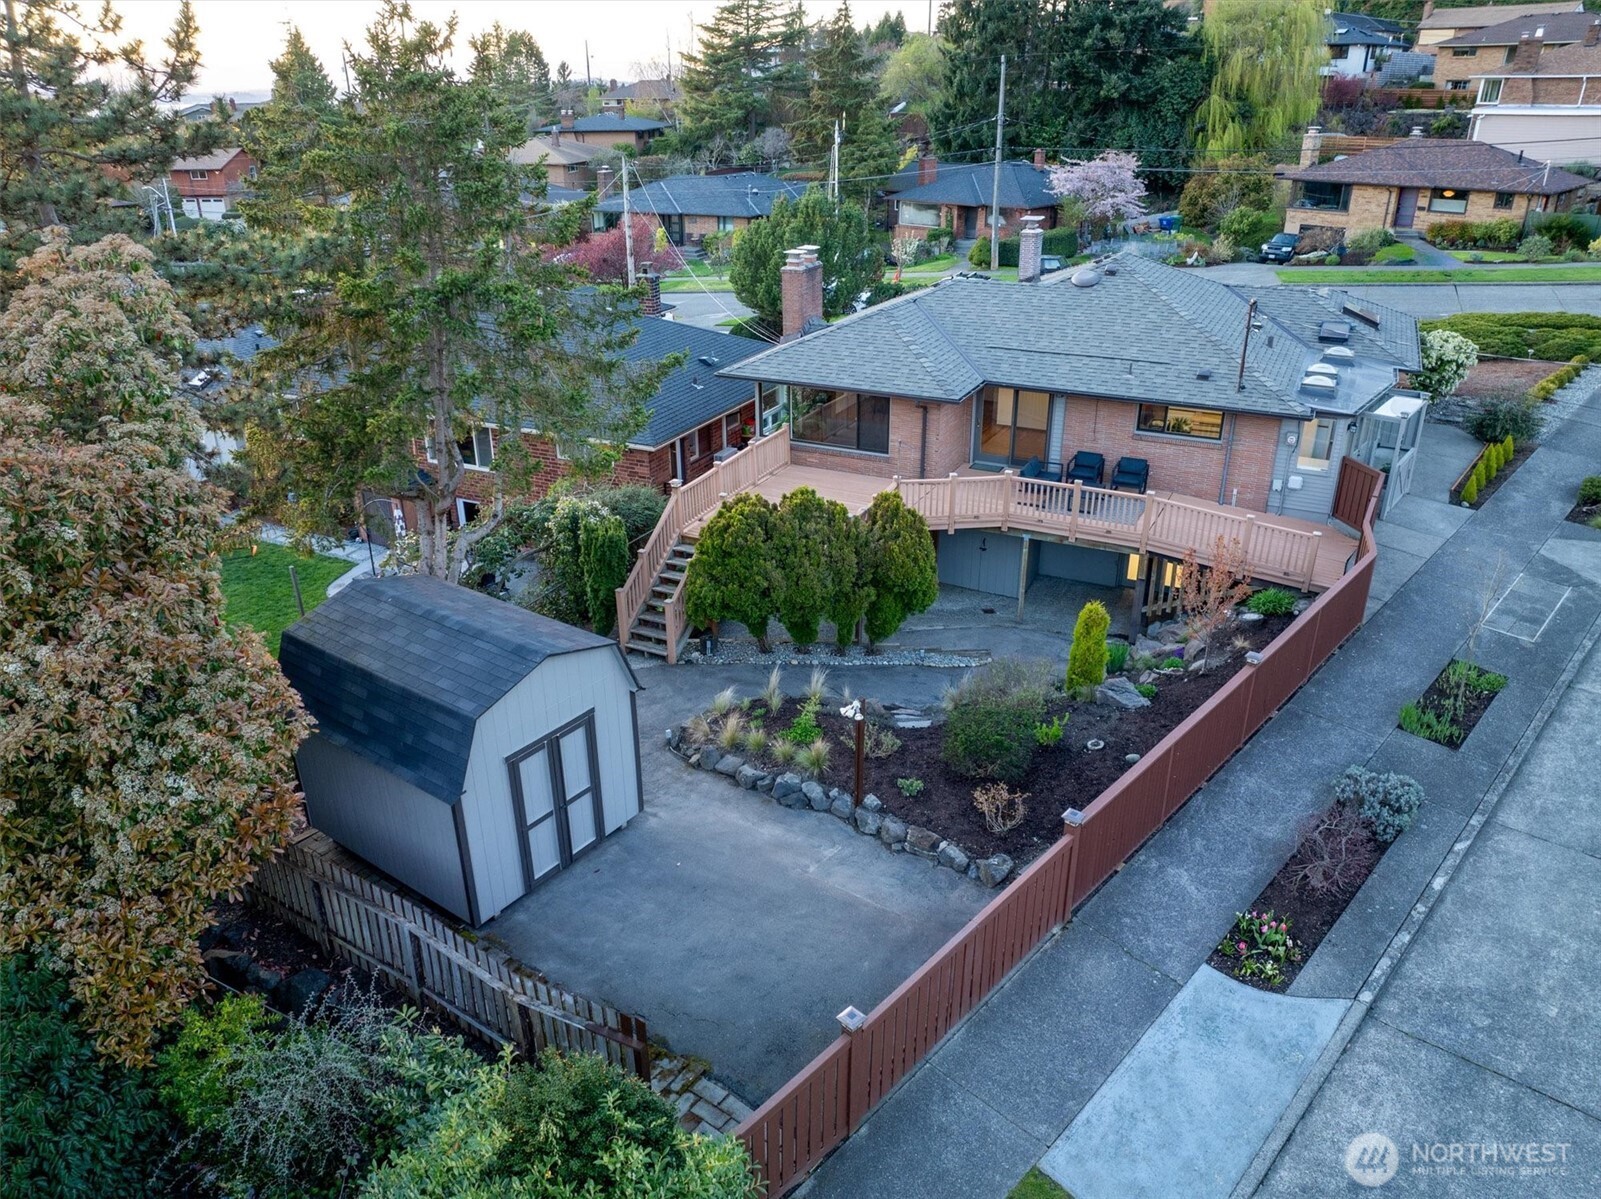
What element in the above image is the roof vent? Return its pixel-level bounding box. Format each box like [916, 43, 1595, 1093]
[1323, 345, 1356, 361]
[1103, 265, 1118, 276]
[1196, 369, 1213, 381]
[1319, 319, 1352, 342]
[1300, 374, 1338, 394]
[1069, 266, 1104, 288]
[698, 354, 720, 366]
[1341, 301, 1382, 329]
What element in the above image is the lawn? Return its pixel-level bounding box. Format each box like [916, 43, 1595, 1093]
[1446, 250, 1528, 263]
[1278, 266, 1601, 284]
[1009, 1167, 1071, 1198]
[219, 542, 355, 655]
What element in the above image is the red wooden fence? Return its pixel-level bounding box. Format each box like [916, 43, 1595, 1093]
[737, 459, 1384, 1196]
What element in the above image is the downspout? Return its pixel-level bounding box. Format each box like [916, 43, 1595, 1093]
[1218, 413, 1238, 505]
[918, 402, 930, 479]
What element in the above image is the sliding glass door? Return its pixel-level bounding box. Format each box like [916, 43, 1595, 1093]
[975, 387, 1056, 468]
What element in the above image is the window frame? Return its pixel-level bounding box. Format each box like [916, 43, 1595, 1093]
[460, 427, 495, 471]
[187, 169, 211, 180]
[1493, 191, 1515, 210]
[1295, 417, 1337, 472]
[1479, 77, 1504, 104]
[1450, 46, 1477, 57]
[1427, 189, 1470, 214]
[791, 388, 892, 456]
[716, 214, 735, 233]
[1134, 403, 1225, 442]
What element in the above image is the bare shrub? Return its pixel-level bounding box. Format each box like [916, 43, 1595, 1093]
[973, 782, 1028, 834]
[1180, 536, 1253, 641]
[1288, 803, 1378, 896]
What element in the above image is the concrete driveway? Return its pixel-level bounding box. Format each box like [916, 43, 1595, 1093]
[483, 661, 989, 1104]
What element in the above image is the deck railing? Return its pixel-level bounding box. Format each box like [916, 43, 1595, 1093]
[736, 457, 1385, 1197]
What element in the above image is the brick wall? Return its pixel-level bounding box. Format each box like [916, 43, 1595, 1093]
[790, 396, 974, 480]
[683, 213, 751, 241]
[170, 152, 255, 200]
[1283, 183, 1546, 235]
[1433, 47, 1500, 89]
[1058, 396, 1281, 512]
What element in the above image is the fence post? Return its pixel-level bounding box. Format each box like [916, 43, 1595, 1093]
[1305, 531, 1323, 590]
[1062, 808, 1085, 917]
[308, 879, 333, 953]
[1069, 481, 1082, 540]
[945, 472, 959, 533]
[405, 930, 426, 1002]
[837, 1005, 868, 1132]
[1001, 468, 1014, 532]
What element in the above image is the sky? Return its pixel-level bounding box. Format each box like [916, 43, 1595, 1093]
[113, 0, 929, 99]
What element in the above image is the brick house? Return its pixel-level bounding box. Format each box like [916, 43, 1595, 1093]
[1416, 0, 1582, 50]
[1433, 9, 1599, 89]
[1283, 136, 1587, 236]
[399, 315, 764, 532]
[509, 135, 600, 191]
[537, 111, 667, 154]
[594, 172, 806, 247]
[600, 78, 680, 119]
[888, 153, 1058, 242]
[168, 147, 255, 221]
[1468, 36, 1601, 164]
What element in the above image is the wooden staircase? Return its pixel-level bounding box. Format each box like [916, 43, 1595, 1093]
[626, 539, 695, 660]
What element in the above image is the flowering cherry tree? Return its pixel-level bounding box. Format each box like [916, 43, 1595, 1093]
[1045, 151, 1148, 235]
[552, 216, 685, 283]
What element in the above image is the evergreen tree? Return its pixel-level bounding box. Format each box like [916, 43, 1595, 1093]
[239, 28, 341, 221]
[771, 487, 850, 649]
[683, 492, 779, 650]
[861, 491, 938, 647]
[1196, 0, 1324, 155]
[795, 1, 901, 197]
[929, 0, 1039, 157]
[729, 188, 878, 330]
[469, 23, 554, 135]
[1066, 600, 1111, 691]
[580, 511, 630, 635]
[862, 10, 907, 51]
[0, 0, 221, 282]
[238, 3, 669, 581]
[674, 0, 805, 160]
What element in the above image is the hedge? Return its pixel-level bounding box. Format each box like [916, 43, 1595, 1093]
[1425, 218, 1522, 250]
[967, 227, 1079, 268]
[1422, 312, 1601, 362]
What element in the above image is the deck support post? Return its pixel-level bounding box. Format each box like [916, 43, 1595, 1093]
[1001, 469, 1014, 532]
[1016, 535, 1031, 622]
[945, 472, 959, 533]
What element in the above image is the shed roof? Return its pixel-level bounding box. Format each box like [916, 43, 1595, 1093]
[280, 576, 634, 804]
[1287, 138, 1589, 195]
[1419, 1, 1581, 31]
[891, 159, 1056, 210]
[721, 252, 1418, 419]
[1439, 9, 1597, 44]
[595, 172, 807, 218]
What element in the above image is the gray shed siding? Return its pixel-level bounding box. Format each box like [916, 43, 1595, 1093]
[1273, 415, 1348, 523]
[297, 734, 470, 919]
[461, 645, 641, 922]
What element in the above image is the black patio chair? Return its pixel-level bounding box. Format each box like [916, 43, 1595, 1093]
[1065, 451, 1104, 487]
[1111, 456, 1150, 493]
[1019, 456, 1063, 483]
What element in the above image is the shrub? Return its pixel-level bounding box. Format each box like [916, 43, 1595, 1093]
[1344, 227, 1396, 256]
[579, 511, 629, 635]
[1534, 212, 1591, 252]
[1333, 765, 1424, 843]
[782, 697, 823, 745]
[770, 739, 798, 767]
[742, 729, 769, 758]
[1466, 396, 1543, 444]
[1159, 655, 1185, 671]
[0, 956, 168, 1199]
[1476, 217, 1521, 249]
[1531, 330, 1598, 361]
[795, 738, 831, 778]
[1373, 243, 1415, 264]
[896, 776, 925, 798]
[861, 491, 939, 646]
[1066, 600, 1111, 690]
[1517, 233, 1554, 260]
[1177, 153, 1275, 230]
[684, 492, 779, 650]
[972, 782, 1028, 834]
[1180, 536, 1251, 640]
[1216, 910, 1301, 985]
[1460, 475, 1480, 505]
[771, 488, 854, 649]
[1245, 587, 1298, 616]
[1415, 328, 1478, 402]
[1135, 682, 1158, 699]
[716, 711, 746, 751]
[941, 660, 1050, 784]
[1289, 803, 1379, 896]
[1218, 207, 1281, 252]
[1105, 640, 1130, 674]
[1502, 434, 1515, 461]
[1471, 460, 1488, 493]
[1579, 476, 1601, 506]
[1321, 253, 1340, 266]
[1033, 714, 1067, 746]
[858, 723, 901, 759]
[1564, 248, 1590, 262]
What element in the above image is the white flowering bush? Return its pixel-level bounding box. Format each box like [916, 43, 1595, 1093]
[1415, 328, 1479, 402]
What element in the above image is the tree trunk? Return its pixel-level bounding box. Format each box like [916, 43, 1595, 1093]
[2, 0, 59, 230]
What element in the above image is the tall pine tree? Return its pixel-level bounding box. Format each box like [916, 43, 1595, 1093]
[469, 23, 554, 135]
[796, 0, 900, 198]
[675, 0, 806, 162]
[239, 28, 340, 221]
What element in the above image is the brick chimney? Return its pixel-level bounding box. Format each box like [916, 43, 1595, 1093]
[1299, 125, 1323, 169]
[641, 269, 662, 317]
[1586, 18, 1600, 47]
[917, 154, 938, 186]
[780, 246, 823, 341]
[560, 108, 576, 130]
[1512, 32, 1543, 70]
[1422, 0, 1433, 17]
[1032, 147, 1045, 169]
[1017, 215, 1045, 284]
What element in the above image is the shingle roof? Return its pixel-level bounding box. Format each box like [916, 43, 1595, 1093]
[721, 252, 1419, 420]
[891, 159, 1056, 210]
[620, 317, 766, 447]
[1420, 1, 1581, 31]
[1488, 36, 1601, 74]
[280, 576, 632, 804]
[510, 136, 599, 167]
[595, 172, 807, 218]
[543, 113, 667, 134]
[1327, 11, 1408, 47]
[1440, 9, 1597, 44]
[603, 79, 681, 103]
[1288, 138, 1589, 195]
[1234, 287, 1422, 370]
[171, 147, 247, 172]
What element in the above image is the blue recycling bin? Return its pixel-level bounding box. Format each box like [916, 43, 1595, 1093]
[1158, 214, 1181, 232]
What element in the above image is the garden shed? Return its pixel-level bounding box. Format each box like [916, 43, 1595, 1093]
[280, 575, 643, 926]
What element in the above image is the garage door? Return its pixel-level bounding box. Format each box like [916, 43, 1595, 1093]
[508, 714, 604, 889]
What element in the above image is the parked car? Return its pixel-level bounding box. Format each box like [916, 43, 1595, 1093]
[1040, 255, 1064, 274]
[1258, 232, 1301, 264]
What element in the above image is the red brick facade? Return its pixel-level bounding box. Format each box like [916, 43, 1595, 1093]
[790, 396, 975, 480]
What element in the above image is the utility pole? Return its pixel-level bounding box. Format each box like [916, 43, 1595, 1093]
[622, 160, 636, 287]
[584, 40, 592, 88]
[830, 116, 842, 202]
[161, 177, 177, 233]
[989, 54, 1007, 272]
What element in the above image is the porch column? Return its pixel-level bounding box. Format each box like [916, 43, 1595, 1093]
[1016, 535, 1031, 622]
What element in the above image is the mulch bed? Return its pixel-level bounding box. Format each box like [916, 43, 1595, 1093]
[1404, 659, 1501, 749]
[749, 614, 1292, 866]
[1454, 358, 1556, 402]
[1206, 816, 1385, 994]
[1449, 443, 1535, 508]
[1567, 499, 1601, 529]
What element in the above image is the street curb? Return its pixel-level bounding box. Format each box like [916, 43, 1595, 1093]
[1229, 599, 1601, 1198]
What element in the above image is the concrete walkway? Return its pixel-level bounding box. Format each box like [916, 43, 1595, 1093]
[798, 384, 1601, 1197]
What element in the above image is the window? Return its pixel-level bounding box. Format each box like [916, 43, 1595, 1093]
[1448, 80, 1469, 91]
[1427, 189, 1470, 214]
[187, 169, 211, 180]
[460, 427, 494, 469]
[456, 497, 482, 525]
[792, 389, 891, 454]
[897, 201, 941, 229]
[717, 215, 735, 233]
[1503, 45, 1518, 65]
[1331, 44, 1350, 60]
[976, 387, 1053, 465]
[1136, 404, 1224, 441]
[1479, 77, 1503, 104]
[1296, 418, 1336, 471]
[1494, 191, 1515, 210]
[724, 410, 744, 447]
[1451, 47, 1477, 57]
[686, 424, 715, 461]
[758, 382, 788, 435]
[1295, 181, 1351, 212]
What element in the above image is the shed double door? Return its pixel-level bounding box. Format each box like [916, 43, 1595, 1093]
[509, 714, 604, 887]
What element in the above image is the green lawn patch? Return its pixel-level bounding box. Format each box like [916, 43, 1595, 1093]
[1009, 1167, 1072, 1198]
[219, 542, 354, 655]
[659, 276, 735, 293]
[1421, 310, 1601, 360]
[1446, 250, 1528, 263]
[1278, 266, 1601, 284]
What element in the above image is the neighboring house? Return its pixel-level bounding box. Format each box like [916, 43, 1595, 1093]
[280, 575, 643, 926]
[403, 314, 767, 531]
[889, 153, 1058, 241]
[168, 146, 255, 221]
[538, 110, 667, 154]
[600, 78, 680, 118]
[1416, 0, 1583, 49]
[1469, 34, 1601, 163]
[176, 96, 267, 122]
[1434, 9, 1601, 89]
[594, 171, 807, 246]
[1325, 11, 1411, 78]
[1283, 136, 1587, 234]
[602, 246, 1425, 657]
[510, 134, 600, 190]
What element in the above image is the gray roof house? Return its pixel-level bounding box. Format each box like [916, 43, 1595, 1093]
[889, 157, 1058, 238]
[280, 576, 643, 925]
[595, 172, 808, 244]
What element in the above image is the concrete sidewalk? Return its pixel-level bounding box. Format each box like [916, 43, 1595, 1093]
[798, 385, 1601, 1197]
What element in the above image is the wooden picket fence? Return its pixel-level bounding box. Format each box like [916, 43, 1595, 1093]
[251, 829, 651, 1079]
[738, 457, 1386, 1196]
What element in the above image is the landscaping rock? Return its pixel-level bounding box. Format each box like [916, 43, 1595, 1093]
[828, 787, 849, 808]
[1182, 637, 1207, 663]
[245, 960, 284, 994]
[938, 842, 970, 873]
[1187, 658, 1206, 674]
[1096, 676, 1152, 710]
[667, 726, 682, 751]
[201, 947, 252, 988]
[772, 772, 803, 802]
[967, 863, 980, 879]
[1134, 635, 1165, 659]
[978, 854, 1014, 887]
[276, 968, 333, 1015]
[755, 773, 774, 793]
[878, 815, 908, 846]
[1125, 753, 1142, 764]
[1158, 623, 1187, 645]
[854, 807, 883, 837]
[802, 780, 829, 810]
[1139, 670, 1156, 685]
[714, 754, 744, 778]
[862, 793, 883, 813]
[905, 826, 942, 858]
[736, 764, 763, 789]
[830, 796, 855, 821]
[1293, 599, 1311, 615]
[699, 747, 721, 773]
[1238, 611, 1264, 625]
